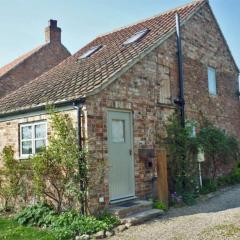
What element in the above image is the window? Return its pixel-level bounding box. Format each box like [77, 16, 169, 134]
[123, 28, 150, 45]
[208, 67, 217, 95]
[79, 45, 102, 59]
[186, 121, 197, 138]
[20, 122, 47, 158]
[159, 65, 171, 104]
[112, 120, 125, 143]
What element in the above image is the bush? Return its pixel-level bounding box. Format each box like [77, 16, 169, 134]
[14, 204, 120, 240]
[97, 211, 121, 229]
[31, 109, 88, 213]
[217, 162, 240, 187]
[165, 114, 199, 196]
[198, 121, 239, 180]
[153, 201, 167, 210]
[15, 203, 56, 227]
[0, 146, 30, 211]
[182, 192, 197, 205]
[199, 179, 218, 195]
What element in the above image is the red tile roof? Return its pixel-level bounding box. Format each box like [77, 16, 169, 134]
[0, 0, 207, 115]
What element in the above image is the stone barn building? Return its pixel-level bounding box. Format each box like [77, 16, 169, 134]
[0, 0, 239, 212]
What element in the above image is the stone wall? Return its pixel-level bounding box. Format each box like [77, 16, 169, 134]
[0, 109, 77, 166]
[0, 3, 239, 210]
[85, 3, 240, 209]
[182, 4, 240, 139]
[85, 46, 176, 210]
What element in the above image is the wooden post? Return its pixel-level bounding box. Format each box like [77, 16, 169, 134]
[156, 148, 169, 207]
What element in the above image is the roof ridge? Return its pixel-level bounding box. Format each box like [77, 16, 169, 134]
[96, 0, 206, 38]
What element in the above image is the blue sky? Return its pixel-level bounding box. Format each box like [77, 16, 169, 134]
[0, 0, 239, 69]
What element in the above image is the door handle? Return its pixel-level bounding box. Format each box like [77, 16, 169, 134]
[129, 149, 132, 156]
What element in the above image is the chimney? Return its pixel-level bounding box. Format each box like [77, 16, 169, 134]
[45, 19, 61, 43]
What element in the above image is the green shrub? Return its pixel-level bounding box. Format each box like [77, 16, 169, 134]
[0, 146, 30, 211]
[217, 162, 240, 187]
[165, 114, 199, 195]
[15, 203, 55, 227]
[231, 164, 240, 183]
[199, 179, 218, 194]
[97, 211, 120, 229]
[198, 121, 239, 180]
[14, 204, 120, 240]
[182, 192, 197, 205]
[51, 210, 120, 239]
[153, 201, 167, 210]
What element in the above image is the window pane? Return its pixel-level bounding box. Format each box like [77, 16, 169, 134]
[22, 126, 32, 140]
[79, 45, 102, 59]
[208, 67, 217, 95]
[35, 123, 46, 139]
[112, 120, 125, 143]
[22, 141, 32, 155]
[123, 29, 149, 45]
[35, 140, 46, 153]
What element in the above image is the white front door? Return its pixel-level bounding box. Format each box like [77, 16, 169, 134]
[107, 110, 135, 202]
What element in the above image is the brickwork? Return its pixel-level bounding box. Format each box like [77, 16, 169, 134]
[0, 3, 239, 210]
[0, 110, 77, 165]
[85, 3, 240, 209]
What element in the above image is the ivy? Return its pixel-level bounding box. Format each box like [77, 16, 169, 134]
[198, 120, 239, 180]
[164, 114, 199, 195]
[164, 113, 240, 204]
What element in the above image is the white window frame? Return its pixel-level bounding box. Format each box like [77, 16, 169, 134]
[20, 121, 47, 159]
[208, 67, 217, 95]
[79, 45, 102, 59]
[123, 28, 149, 45]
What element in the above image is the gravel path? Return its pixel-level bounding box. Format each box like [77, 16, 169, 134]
[111, 185, 240, 240]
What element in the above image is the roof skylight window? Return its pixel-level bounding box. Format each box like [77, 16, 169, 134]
[123, 28, 150, 45]
[79, 45, 102, 59]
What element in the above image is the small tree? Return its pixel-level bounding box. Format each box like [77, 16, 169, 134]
[164, 114, 199, 195]
[0, 146, 28, 211]
[198, 120, 239, 180]
[31, 110, 88, 213]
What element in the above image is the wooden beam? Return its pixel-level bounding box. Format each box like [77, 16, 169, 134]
[156, 148, 169, 208]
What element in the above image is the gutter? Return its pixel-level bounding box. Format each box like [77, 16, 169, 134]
[174, 13, 185, 128]
[73, 98, 86, 215]
[0, 98, 86, 118]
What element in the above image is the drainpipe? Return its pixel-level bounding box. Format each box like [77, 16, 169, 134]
[73, 98, 86, 215]
[174, 13, 185, 128]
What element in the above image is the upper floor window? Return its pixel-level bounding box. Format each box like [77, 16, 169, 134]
[123, 28, 150, 45]
[208, 67, 217, 95]
[20, 121, 47, 158]
[79, 45, 102, 59]
[159, 65, 171, 104]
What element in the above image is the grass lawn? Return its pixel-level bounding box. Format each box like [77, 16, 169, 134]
[0, 217, 55, 240]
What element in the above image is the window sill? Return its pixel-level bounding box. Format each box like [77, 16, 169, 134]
[209, 94, 218, 98]
[156, 102, 175, 108]
[18, 156, 32, 161]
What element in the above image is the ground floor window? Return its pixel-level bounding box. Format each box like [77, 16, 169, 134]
[20, 121, 47, 158]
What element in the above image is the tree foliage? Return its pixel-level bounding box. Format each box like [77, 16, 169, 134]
[0, 146, 29, 210]
[164, 113, 240, 197]
[198, 120, 239, 180]
[165, 114, 199, 195]
[31, 109, 88, 213]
